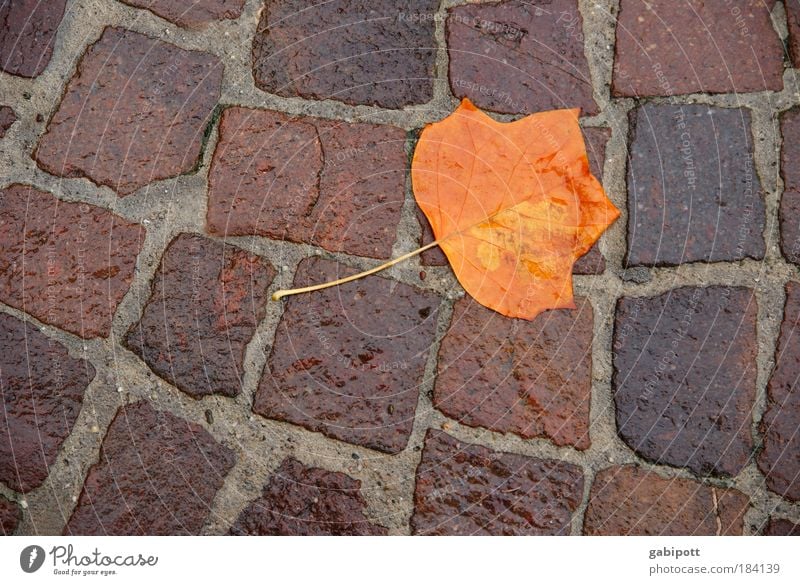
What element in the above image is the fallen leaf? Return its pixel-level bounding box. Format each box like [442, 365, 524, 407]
[411, 98, 619, 319]
[272, 99, 619, 317]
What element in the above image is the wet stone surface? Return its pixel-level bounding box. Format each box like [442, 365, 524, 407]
[584, 466, 749, 535]
[207, 107, 406, 259]
[763, 518, 800, 536]
[613, 286, 757, 477]
[253, 257, 440, 454]
[0, 313, 95, 493]
[612, 0, 783, 96]
[230, 458, 387, 535]
[447, 0, 597, 116]
[0, 184, 145, 339]
[626, 104, 765, 267]
[35, 27, 223, 196]
[125, 234, 275, 399]
[787, 1, 800, 68]
[120, 0, 245, 28]
[0, 106, 16, 138]
[757, 282, 800, 502]
[434, 297, 593, 449]
[411, 430, 583, 535]
[0, 0, 67, 78]
[0, 495, 20, 535]
[780, 109, 800, 264]
[252, 0, 438, 108]
[65, 401, 236, 535]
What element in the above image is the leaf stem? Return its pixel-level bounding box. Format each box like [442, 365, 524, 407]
[271, 240, 441, 301]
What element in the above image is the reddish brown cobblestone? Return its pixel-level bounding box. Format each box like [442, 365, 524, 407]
[0, 184, 145, 339]
[120, 0, 245, 28]
[252, 0, 438, 108]
[780, 109, 800, 264]
[419, 126, 610, 272]
[626, 104, 765, 266]
[207, 107, 406, 259]
[763, 518, 800, 535]
[612, 0, 783, 96]
[35, 27, 223, 196]
[584, 466, 749, 535]
[411, 430, 583, 535]
[125, 234, 275, 399]
[65, 401, 235, 535]
[0, 106, 16, 138]
[0, 0, 67, 78]
[230, 458, 387, 535]
[0, 313, 95, 493]
[254, 257, 439, 454]
[787, 0, 800, 68]
[613, 287, 757, 477]
[758, 282, 800, 502]
[0, 495, 21, 535]
[434, 297, 593, 450]
[447, 0, 597, 116]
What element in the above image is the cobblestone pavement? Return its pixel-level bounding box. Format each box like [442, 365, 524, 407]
[1, 0, 799, 536]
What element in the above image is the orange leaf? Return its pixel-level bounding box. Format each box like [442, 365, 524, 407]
[412, 98, 619, 320]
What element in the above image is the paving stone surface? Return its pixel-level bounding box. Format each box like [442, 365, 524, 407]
[780, 109, 800, 264]
[612, 0, 783, 96]
[434, 297, 593, 449]
[125, 234, 275, 399]
[252, 0, 438, 108]
[626, 104, 765, 267]
[254, 257, 439, 454]
[0, 106, 16, 138]
[757, 282, 800, 502]
[230, 458, 388, 535]
[613, 286, 757, 477]
[0, 184, 145, 338]
[763, 518, 800, 536]
[35, 27, 223, 196]
[0, 495, 21, 535]
[787, 0, 800, 68]
[0, 0, 67, 78]
[65, 401, 236, 535]
[207, 107, 406, 258]
[0, 313, 95, 493]
[120, 0, 245, 28]
[447, 0, 597, 116]
[0, 0, 795, 538]
[584, 465, 749, 535]
[411, 430, 584, 535]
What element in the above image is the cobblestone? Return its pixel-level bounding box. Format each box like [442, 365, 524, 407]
[35, 27, 223, 196]
[584, 465, 749, 535]
[207, 107, 406, 258]
[626, 104, 765, 266]
[411, 430, 583, 535]
[613, 287, 757, 477]
[252, 0, 438, 108]
[0, 313, 95, 493]
[125, 234, 275, 399]
[0, 0, 66, 77]
[434, 297, 593, 449]
[65, 401, 235, 535]
[612, 0, 783, 96]
[230, 458, 387, 535]
[758, 282, 800, 502]
[254, 257, 439, 453]
[0, 184, 144, 338]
